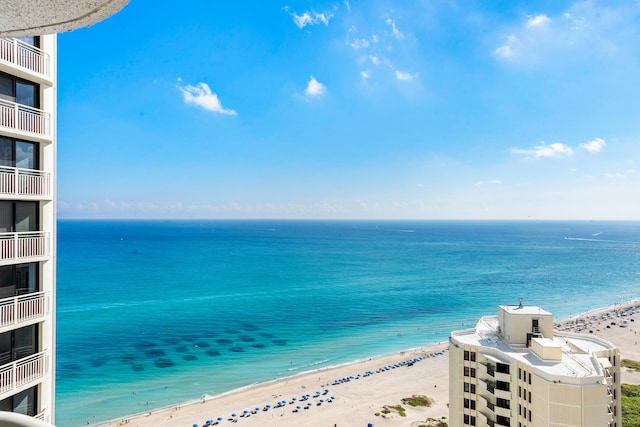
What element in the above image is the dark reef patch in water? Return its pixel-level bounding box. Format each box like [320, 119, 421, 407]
[144, 349, 166, 358]
[154, 358, 175, 368]
[260, 333, 275, 339]
[272, 340, 286, 346]
[90, 359, 106, 368]
[206, 350, 221, 357]
[241, 324, 260, 331]
[195, 342, 210, 348]
[225, 329, 240, 334]
[240, 336, 255, 342]
[216, 339, 233, 345]
[174, 346, 188, 353]
[120, 354, 136, 363]
[183, 355, 197, 361]
[134, 341, 157, 349]
[206, 332, 219, 338]
[131, 364, 144, 372]
[229, 347, 245, 353]
[251, 344, 265, 349]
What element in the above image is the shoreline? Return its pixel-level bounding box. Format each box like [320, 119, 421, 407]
[95, 298, 640, 427]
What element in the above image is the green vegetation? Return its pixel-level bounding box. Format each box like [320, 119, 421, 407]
[383, 404, 407, 417]
[621, 359, 640, 372]
[418, 416, 448, 427]
[622, 384, 640, 427]
[402, 394, 434, 407]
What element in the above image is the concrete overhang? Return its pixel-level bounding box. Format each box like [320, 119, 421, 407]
[0, 0, 128, 37]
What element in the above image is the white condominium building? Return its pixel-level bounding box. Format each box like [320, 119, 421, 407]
[450, 302, 620, 427]
[0, 34, 57, 423]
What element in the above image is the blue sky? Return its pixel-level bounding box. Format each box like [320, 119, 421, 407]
[56, 0, 640, 219]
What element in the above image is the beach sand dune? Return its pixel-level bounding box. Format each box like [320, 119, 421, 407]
[99, 299, 640, 427]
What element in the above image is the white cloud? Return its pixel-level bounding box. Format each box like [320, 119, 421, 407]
[492, 34, 518, 58]
[344, 0, 350, 13]
[360, 70, 369, 79]
[369, 55, 381, 65]
[290, 9, 334, 28]
[527, 14, 550, 28]
[350, 38, 370, 49]
[385, 18, 404, 40]
[305, 76, 326, 97]
[511, 142, 574, 158]
[579, 137, 605, 153]
[177, 82, 237, 115]
[395, 70, 418, 81]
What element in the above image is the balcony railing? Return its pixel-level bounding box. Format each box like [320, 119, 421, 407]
[0, 351, 48, 397]
[0, 166, 51, 198]
[0, 232, 50, 262]
[35, 410, 51, 424]
[0, 292, 48, 330]
[0, 38, 51, 78]
[0, 99, 51, 139]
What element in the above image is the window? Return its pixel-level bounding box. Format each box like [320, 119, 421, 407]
[497, 363, 510, 374]
[0, 386, 37, 416]
[464, 414, 476, 426]
[0, 72, 40, 108]
[496, 398, 510, 409]
[464, 398, 476, 410]
[528, 372, 531, 385]
[464, 367, 476, 377]
[529, 392, 531, 404]
[16, 36, 40, 48]
[464, 351, 469, 360]
[0, 201, 39, 233]
[519, 368, 521, 380]
[464, 351, 476, 361]
[0, 263, 38, 298]
[0, 137, 38, 169]
[0, 324, 38, 365]
[497, 415, 510, 426]
[496, 381, 510, 392]
[519, 386, 521, 398]
[464, 382, 476, 394]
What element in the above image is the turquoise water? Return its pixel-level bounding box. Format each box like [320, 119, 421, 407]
[55, 220, 640, 426]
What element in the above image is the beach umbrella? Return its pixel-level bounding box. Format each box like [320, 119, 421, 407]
[231, 413, 237, 417]
[217, 417, 222, 421]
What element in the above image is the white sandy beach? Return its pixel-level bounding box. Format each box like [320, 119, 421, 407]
[98, 299, 640, 427]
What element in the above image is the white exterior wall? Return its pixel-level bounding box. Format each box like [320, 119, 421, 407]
[0, 33, 56, 423]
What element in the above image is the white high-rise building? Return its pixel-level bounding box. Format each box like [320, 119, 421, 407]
[0, 3, 127, 425]
[450, 302, 620, 427]
[0, 34, 56, 423]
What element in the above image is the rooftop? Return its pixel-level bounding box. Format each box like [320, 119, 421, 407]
[452, 315, 614, 382]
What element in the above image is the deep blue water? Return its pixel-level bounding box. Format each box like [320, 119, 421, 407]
[55, 220, 640, 426]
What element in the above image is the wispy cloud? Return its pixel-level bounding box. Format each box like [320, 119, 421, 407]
[511, 142, 574, 158]
[475, 179, 502, 187]
[287, 7, 334, 29]
[579, 137, 605, 153]
[385, 18, 404, 39]
[176, 81, 237, 115]
[395, 70, 418, 81]
[305, 76, 326, 98]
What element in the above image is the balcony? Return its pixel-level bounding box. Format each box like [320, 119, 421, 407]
[0, 38, 51, 80]
[494, 370, 511, 382]
[0, 292, 49, 333]
[0, 99, 52, 141]
[0, 232, 50, 264]
[0, 166, 51, 199]
[0, 350, 48, 400]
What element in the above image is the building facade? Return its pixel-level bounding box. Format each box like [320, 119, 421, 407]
[0, 34, 56, 423]
[450, 302, 620, 427]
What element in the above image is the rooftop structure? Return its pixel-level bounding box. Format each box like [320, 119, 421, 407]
[450, 301, 620, 427]
[0, 0, 129, 37]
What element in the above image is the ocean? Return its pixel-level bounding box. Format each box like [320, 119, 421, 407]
[55, 220, 640, 426]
